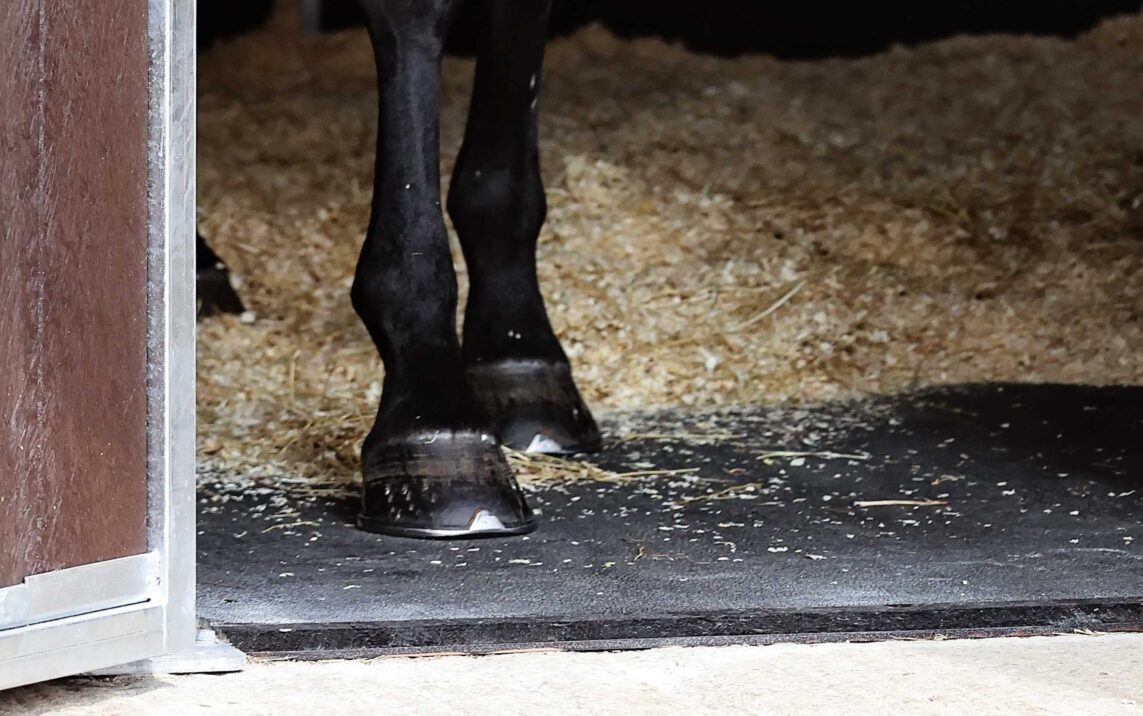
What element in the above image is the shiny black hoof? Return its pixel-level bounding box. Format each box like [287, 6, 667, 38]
[358, 430, 536, 539]
[467, 360, 602, 454]
[196, 234, 245, 318]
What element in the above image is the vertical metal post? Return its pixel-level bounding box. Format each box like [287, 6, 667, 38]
[146, 0, 198, 656]
[114, 0, 242, 672]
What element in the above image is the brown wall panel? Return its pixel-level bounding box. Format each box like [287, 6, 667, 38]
[1, 0, 150, 587]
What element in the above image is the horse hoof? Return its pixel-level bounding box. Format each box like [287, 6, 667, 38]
[467, 360, 602, 454]
[358, 430, 535, 538]
[196, 263, 245, 318]
[196, 234, 245, 318]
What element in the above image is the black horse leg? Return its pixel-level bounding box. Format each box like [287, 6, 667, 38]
[352, 0, 533, 538]
[196, 233, 245, 317]
[448, 0, 601, 454]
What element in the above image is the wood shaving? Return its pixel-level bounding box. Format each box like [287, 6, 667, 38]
[197, 8, 1143, 487]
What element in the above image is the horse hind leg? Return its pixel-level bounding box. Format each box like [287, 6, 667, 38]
[447, 0, 601, 455]
[196, 233, 245, 317]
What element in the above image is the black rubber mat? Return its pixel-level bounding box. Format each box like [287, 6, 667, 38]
[197, 384, 1143, 657]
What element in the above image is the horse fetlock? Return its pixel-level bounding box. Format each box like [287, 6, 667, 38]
[447, 163, 546, 246]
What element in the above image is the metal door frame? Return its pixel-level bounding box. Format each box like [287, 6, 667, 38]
[0, 0, 200, 688]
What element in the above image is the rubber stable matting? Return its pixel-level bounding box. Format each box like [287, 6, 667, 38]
[197, 384, 1143, 657]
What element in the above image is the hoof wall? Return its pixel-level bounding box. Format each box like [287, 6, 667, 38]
[358, 431, 535, 539]
[467, 360, 602, 454]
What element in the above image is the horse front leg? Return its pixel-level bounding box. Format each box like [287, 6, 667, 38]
[447, 0, 601, 454]
[352, 0, 533, 538]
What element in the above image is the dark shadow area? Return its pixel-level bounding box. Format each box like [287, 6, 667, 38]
[298, 0, 1143, 58]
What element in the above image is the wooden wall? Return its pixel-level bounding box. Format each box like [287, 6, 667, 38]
[1, 0, 150, 587]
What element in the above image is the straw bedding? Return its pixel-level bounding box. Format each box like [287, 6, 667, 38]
[196, 10, 1143, 485]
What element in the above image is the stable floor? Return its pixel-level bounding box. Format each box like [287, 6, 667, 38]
[198, 384, 1142, 655]
[4, 635, 1142, 715]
